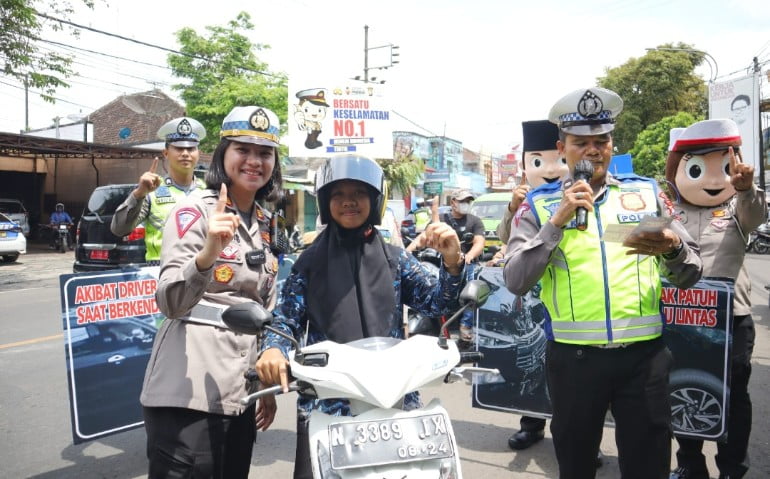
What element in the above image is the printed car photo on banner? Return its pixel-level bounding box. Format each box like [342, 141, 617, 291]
[60, 267, 163, 444]
[709, 74, 761, 170]
[471, 266, 734, 441]
[287, 80, 393, 158]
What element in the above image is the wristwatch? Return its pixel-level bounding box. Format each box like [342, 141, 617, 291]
[662, 241, 684, 260]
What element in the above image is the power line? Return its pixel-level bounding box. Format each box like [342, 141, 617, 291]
[36, 37, 171, 71]
[48, 54, 170, 87]
[754, 39, 770, 60]
[391, 110, 439, 137]
[1, 51, 159, 92]
[6, 47, 172, 89]
[34, 10, 286, 80]
[0, 79, 95, 110]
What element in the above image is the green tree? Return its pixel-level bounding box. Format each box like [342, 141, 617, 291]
[378, 155, 425, 198]
[598, 42, 708, 154]
[628, 111, 702, 182]
[1, 0, 95, 105]
[168, 12, 287, 152]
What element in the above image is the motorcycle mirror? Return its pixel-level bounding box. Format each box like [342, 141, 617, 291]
[461, 231, 474, 244]
[438, 280, 492, 349]
[222, 303, 273, 335]
[459, 280, 491, 308]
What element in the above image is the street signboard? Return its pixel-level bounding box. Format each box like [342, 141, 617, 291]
[424, 181, 443, 196]
[424, 170, 450, 182]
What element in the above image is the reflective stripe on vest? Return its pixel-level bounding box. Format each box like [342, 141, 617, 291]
[144, 178, 205, 261]
[531, 177, 664, 345]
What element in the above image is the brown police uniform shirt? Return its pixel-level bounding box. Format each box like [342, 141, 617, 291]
[140, 189, 278, 416]
[674, 186, 766, 317]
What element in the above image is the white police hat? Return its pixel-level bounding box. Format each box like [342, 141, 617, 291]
[157, 117, 206, 147]
[671, 119, 742, 155]
[220, 106, 281, 147]
[548, 87, 623, 136]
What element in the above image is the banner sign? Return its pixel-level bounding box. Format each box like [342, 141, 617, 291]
[60, 267, 163, 444]
[471, 267, 733, 441]
[424, 170, 451, 182]
[60, 257, 300, 444]
[287, 81, 393, 158]
[491, 153, 519, 189]
[709, 74, 761, 171]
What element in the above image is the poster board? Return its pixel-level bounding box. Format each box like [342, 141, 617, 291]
[471, 266, 733, 441]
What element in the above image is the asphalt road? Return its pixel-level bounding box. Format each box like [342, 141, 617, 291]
[1, 243, 769, 478]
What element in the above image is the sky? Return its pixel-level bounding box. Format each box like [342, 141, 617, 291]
[1, 0, 769, 155]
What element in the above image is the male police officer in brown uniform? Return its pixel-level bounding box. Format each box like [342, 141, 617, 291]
[503, 87, 702, 479]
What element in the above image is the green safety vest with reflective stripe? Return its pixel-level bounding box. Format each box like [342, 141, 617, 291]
[144, 178, 206, 261]
[414, 208, 431, 232]
[530, 176, 664, 345]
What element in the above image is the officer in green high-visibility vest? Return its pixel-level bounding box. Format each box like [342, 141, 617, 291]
[111, 117, 207, 265]
[503, 87, 703, 479]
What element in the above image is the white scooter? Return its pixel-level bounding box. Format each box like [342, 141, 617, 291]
[223, 280, 501, 479]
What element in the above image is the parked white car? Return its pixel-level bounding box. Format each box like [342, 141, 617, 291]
[0, 198, 30, 236]
[0, 212, 27, 262]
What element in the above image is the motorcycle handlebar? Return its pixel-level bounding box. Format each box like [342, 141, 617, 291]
[239, 383, 300, 406]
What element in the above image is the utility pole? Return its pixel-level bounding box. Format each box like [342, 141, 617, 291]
[24, 76, 29, 132]
[53, 116, 61, 139]
[359, 25, 399, 84]
[364, 25, 369, 83]
[755, 56, 765, 191]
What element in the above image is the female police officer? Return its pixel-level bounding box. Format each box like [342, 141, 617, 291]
[140, 105, 284, 478]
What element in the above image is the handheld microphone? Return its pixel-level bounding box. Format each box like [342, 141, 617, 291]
[573, 160, 594, 231]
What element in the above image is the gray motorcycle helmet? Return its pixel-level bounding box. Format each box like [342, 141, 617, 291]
[315, 155, 386, 226]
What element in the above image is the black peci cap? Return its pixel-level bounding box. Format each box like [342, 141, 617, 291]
[522, 120, 560, 152]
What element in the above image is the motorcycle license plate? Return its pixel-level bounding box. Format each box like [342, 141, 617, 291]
[329, 413, 453, 470]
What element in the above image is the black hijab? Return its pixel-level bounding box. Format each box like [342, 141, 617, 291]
[293, 219, 398, 343]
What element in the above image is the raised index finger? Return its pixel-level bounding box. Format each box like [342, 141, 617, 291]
[521, 171, 527, 186]
[149, 157, 159, 174]
[215, 183, 228, 214]
[728, 146, 739, 175]
[431, 196, 440, 223]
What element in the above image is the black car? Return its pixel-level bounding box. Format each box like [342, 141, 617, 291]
[73, 184, 147, 272]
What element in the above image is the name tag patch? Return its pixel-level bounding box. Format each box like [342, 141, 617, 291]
[616, 211, 656, 224]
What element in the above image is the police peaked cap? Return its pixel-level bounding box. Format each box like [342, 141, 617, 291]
[157, 117, 206, 147]
[548, 87, 623, 136]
